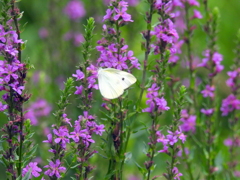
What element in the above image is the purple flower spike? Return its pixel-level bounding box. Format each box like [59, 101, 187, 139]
[221, 94, 240, 116]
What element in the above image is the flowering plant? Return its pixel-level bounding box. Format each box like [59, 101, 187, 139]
[0, 0, 240, 180]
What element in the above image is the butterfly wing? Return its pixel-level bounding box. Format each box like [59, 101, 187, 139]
[103, 68, 137, 89]
[98, 68, 124, 99]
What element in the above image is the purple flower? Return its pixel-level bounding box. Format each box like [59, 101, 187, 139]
[13, 85, 24, 95]
[75, 85, 83, 95]
[221, 94, 240, 116]
[24, 99, 52, 125]
[166, 131, 178, 145]
[178, 130, 187, 143]
[64, 32, 84, 46]
[44, 159, 66, 178]
[146, 83, 159, 99]
[224, 138, 233, 147]
[22, 162, 42, 178]
[187, 0, 200, 6]
[143, 84, 170, 113]
[70, 126, 87, 143]
[0, 101, 7, 111]
[103, 0, 139, 6]
[198, 50, 224, 75]
[114, 7, 133, 22]
[201, 85, 215, 98]
[93, 124, 105, 136]
[156, 97, 170, 111]
[63, 113, 72, 127]
[112, 55, 128, 70]
[72, 69, 85, 81]
[192, 9, 202, 19]
[201, 108, 214, 116]
[43, 134, 53, 144]
[156, 131, 169, 145]
[180, 110, 196, 133]
[38, 27, 49, 39]
[64, 0, 85, 20]
[158, 145, 169, 153]
[177, 147, 189, 157]
[82, 134, 95, 147]
[2, 64, 19, 83]
[234, 171, 240, 177]
[226, 69, 239, 91]
[103, 9, 113, 21]
[172, 167, 183, 180]
[53, 126, 70, 148]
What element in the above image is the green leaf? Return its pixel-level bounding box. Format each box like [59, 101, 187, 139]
[21, 169, 31, 180]
[124, 152, 132, 163]
[147, 23, 151, 30]
[134, 160, 147, 174]
[70, 163, 82, 169]
[21, 40, 27, 51]
[23, 144, 38, 165]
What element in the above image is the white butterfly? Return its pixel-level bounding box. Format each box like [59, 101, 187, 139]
[97, 68, 137, 99]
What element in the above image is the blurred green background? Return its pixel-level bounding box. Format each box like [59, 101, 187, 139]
[1, 0, 240, 179]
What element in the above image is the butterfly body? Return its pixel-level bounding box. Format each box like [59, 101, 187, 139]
[97, 68, 136, 99]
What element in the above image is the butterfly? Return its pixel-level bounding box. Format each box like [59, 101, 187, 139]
[97, 68, 136, 99]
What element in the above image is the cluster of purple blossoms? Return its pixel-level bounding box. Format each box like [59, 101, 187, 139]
[63, 0, 86, 20]
[150, 15, 180, 63]
[224, 137, 240, 147]
[96, 42, 140, 70]
[180, 109, 196, 133]
[156, 129, 186, 153]
[103, 0, 139, 6]
[43, 111, 105, 150]
[220, 94, 240, 116]
[172, 167, 183, 180]
[142, 83, 170, 113]
[97, 1, 140, 71]
[43, 111, 105, 177]
[0, 25, 26, 111]
[72, 64, 98, 96]
[198, 50, 224, 77]
[24, 99, 52, 125]
[150, 18, 178, 49]
[103, 1, 133, 22]
[201, 84, 215, 98]
[226, 68, 240, 92]
[200, 108, 214, 116]
[153, 0, 202, 64]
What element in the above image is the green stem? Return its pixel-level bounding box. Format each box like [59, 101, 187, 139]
[184, 3, 196, 108]
[181, 143, 194, 180]
[138, 1, 154, 105]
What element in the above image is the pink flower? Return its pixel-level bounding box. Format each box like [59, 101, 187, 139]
[64, 0, 85, 20]
[192, 9, 202, 19]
